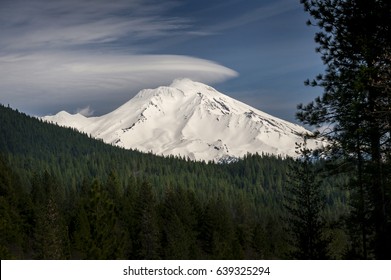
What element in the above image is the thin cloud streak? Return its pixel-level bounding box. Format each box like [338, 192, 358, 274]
[0, 0, 188, 52]
[197, 0, 298, 34]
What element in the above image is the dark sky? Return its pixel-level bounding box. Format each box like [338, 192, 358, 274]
[0, 0, 323, 123]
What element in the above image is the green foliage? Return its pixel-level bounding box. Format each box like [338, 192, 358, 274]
[132, 181, 161, 259]
[72, 179, 125, 259]
[299, 0, 391, 259]
[0, 155, 33, 259]
[30, 171, 69, 259]
[160, 187, 199, 259]
[0, 104, 350, 259]
[284, 144, 330, 259]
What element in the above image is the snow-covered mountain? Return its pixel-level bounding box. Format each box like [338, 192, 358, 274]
[42, 78, 323, 162]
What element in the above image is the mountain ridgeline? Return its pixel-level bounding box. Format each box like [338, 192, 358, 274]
[42, 79, 324, 162]
[0, 104, 348, 259]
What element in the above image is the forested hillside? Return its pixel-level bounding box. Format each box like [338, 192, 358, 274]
[0, 104, 348, 259]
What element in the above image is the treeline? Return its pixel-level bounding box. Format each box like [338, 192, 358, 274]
[0, 160, 289, 259]
[0, 104, 349, 259]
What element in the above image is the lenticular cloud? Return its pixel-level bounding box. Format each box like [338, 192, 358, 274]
[0, 52, 238, 115]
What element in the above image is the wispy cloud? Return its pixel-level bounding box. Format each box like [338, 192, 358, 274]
[0, 0, 187, 51]
[192, 0, 298, 34]
[0, 52, 238, 114]
[76, 105, 94, 117]
[0, 0, 238, 115]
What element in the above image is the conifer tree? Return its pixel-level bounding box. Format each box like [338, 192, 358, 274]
[132, 181, 161, 259]
[199, 197, 235, 259]
[0, 156, 26, 258]
[298, 0, 391, 259]
[105, 170, 121, 201]
[284, 143, 329, 259]
[32, 171, 69, 259]
[160, 186, 199, 259]
[73, 179, 124, 259]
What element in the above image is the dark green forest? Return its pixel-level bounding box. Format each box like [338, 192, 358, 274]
[2, 0, 390, 260]
[297, 0, 391, 259]
[0, 104, 349, 259]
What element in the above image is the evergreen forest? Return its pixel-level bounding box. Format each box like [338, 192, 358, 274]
[0, 104, 348, 259]
[1, 0, 391, 260]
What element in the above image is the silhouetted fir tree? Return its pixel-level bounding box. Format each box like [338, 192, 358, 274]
[259, 211, 289, 259]
[71, 205, 91, 258]
[0, 197, 17, 258]
[299, 0, 391, 259]
[132, 181, 161, 259]
[118, 177, 138, 259]
[73, 180, 124, 259]
[284, 143, 330, 259]
[199, 197, 236, 259]
[251, 223, 264, 259]
[232, 194, 254, 259]
[105, 170, 122, 201]
[0, 156, 30, 259]
[34, 196, 69, 259]
[31, 171, 69, 259]
[160, 186, 199, 259]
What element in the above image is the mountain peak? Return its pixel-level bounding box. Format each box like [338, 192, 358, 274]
[170, 78, 219, 95]
[170, 78, 198, 87]
[170, 78, 206, 88]
[42, 79, 324, 162]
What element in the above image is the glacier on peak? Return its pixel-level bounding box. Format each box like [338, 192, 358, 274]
[42, 79, 324, 162]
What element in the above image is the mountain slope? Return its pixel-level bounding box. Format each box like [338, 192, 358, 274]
[43, 79, 323, 162]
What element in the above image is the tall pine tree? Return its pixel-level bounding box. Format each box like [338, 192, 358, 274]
[284, 142, 329, 259]
[298, 0, 391, 259]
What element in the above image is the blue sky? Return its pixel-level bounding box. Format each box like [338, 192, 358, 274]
[0, 0, 323, 123]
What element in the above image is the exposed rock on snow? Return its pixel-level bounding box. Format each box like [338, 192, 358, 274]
[42, 78, 323, 162]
